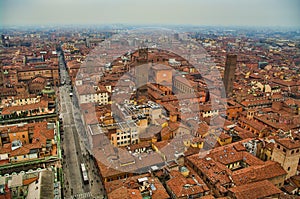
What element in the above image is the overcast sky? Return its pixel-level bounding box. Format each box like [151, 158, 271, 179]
[1, 0, 300, 27]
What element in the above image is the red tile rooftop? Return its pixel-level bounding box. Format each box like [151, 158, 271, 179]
[107, 187, 143, 199]
[187, 150, 233, 177]
[0, 121, 55, 158]
[1, 100, 49, 115]
[218, 132, 231, 140]
[23, 176, 39, 186]
[184, 147, 201, 157]
[126, 142, 151, 152]
[167, 169, 209, 198]
[275, 138, 300, 150]
[76, 84, 96, 95]
[283, 184, 298, 194]
[152, 140, 171, 150]
[238, 116, 266, 132]
[229, 180, 282, 199]
[105, 174, 169, 199]
[232, 161, 287, 186]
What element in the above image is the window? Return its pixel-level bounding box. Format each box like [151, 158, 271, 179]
[283, 148, 286, 153]
[292, 150, 295, 155]
[288, 167, 291, 171]
[22, 135, 25, 138]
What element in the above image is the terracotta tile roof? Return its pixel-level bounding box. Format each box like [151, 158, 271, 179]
[228, 180, 282, 199]
[76, 84, 96, 95]
[10, 145, 31, 156]
[238, 116, 266, 132]
[94, 145, 163, 179]
[232, 161, 287, 186]
[105, 174, 169, 199]
[211, 147, 263, 166]
[127, 142, 151, 152]
[23, 176, 38, 185]
[233, 143, 247, 152]
[166, 169, 209, 198]
[108, 187, 143, 199]
[184, 147, 201, 157]
[0, 143, 12, 154]
[276, 138, 300, 150]
[0, 122, 54, 157]
[31, 76, 46, 83]
[81, 103, 99, 125]
[1, 100, 48, 115]
[160, 126, 171, 138]
[152, 140, 170, 150]
[105, 174, 150, 194]
[147, 89, 163, 100]
[218, 132, 231, 140]
[233, 126, 255, 139]
[187, 155, 232, 185]
[139, 125, 161, 139]
[186, 138, 287, 195]
[0, 159, 9, 165]
[196, 123, 209, 137]
[283, 184, 297, 194]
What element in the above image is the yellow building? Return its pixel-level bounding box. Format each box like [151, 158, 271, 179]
[217, 132, 233, 146]
[184, 137, 204, 149]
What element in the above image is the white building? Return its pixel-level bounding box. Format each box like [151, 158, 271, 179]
[76, 84, 109, 105]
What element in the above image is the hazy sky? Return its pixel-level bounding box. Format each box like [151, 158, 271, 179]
[1, 0, 300, 27]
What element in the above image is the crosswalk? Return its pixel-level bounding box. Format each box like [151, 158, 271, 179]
[72, 192, 92, 199]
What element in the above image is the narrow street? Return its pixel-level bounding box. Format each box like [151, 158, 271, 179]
[58, 53, 104, 199]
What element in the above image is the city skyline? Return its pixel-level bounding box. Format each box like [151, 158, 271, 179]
[1, 0, 300, 27]
[1, 13, 300, 198]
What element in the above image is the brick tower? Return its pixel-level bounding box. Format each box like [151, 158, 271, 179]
[223, 54, 237, 97]
[271, 138, 300, 179]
